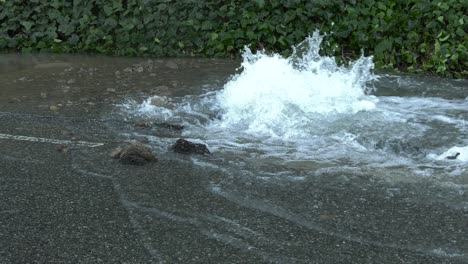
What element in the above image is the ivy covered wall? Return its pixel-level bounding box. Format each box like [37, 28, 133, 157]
[0, 0, 466, 77]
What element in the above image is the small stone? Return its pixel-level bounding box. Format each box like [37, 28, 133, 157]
[112, 142, 157, 165]
[171, 139, 210, 155]
[106, 88, 116, 93]
[134, 121, 154, 128]
[40, 92, 47, 98]
[55, 144, 68, 153]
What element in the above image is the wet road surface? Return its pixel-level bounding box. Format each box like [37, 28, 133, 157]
[0, 54, 467, 263]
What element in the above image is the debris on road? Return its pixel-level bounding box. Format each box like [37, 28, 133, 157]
[55, 144, 69, 153]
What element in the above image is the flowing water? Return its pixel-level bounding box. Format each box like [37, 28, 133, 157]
[114, 33, 468, 262]
[1, 32, 467, 262]
[123, 32, 467, 182]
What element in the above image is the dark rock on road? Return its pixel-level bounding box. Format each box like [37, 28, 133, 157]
[55, 144, 69, 153]
[171, 138, 210, 155]
[111, 142, 157, 165]
[135, 121, 184, 131]
[156, 122, 184, 131]
[134, 120, 154, 128]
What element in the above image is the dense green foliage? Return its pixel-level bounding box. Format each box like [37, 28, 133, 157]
[0, 0, 466, 77]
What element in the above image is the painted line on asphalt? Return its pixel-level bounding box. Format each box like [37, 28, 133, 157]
[0, 133, 104, 148]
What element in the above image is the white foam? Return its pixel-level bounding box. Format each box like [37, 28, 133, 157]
[433, 115, 458, 124]
[138, 96, 175, 119]
[213, 31, 377, 138]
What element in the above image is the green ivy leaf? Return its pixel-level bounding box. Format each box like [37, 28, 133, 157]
[104, 5, 113, 16]
[201, 21, 212, 30]
[246, 31, 256, 40]
[20, 21, 34, 31]
[254, 0, 265, 8]
[374, 38, 393, 56]
[439, 34, 450, 42]
[456, 27, 465, 37]
[376, 2, 386, 10]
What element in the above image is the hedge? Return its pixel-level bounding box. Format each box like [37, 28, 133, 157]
[0, 0, 466, 77]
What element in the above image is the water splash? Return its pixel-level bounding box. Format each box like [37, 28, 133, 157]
[122, 32, 467, 175]
[213, 31, 378, 138]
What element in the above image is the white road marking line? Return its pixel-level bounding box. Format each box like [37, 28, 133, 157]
[0, 133, 104, 147]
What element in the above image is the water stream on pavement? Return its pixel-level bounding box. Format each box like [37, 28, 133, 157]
[122, 32, 467, 183]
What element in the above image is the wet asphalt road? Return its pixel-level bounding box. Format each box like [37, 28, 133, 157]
[0, 55, 467, 263]
[2, 111, 466, 264]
